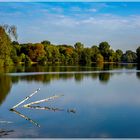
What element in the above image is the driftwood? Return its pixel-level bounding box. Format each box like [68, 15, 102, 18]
[10, 88, 76, 127]
[24, 105, 76, 114]
[22, 95, 64, 108]
[24, 105, 64, 112]
[10, 109, 40, 127]
[12, 88, 40, 109]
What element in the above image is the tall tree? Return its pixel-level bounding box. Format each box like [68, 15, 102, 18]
[74, 42, 84, 50]
[0, 26, 13, 66]
[122, 50, 137, 63]
[115, 49, 123, 62]
[136, 46, 140, 63]
[99, 42, 111, 61]
[79, 48, 91, 64]
[28, 43, 46, 62]
[91, 45, 100, 62]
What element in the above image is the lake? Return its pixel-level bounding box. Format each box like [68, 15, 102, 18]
[0, 63, 140, 138]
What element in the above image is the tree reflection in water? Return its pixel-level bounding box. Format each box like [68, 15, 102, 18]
[0, 63, 139, 134]
[0, 75, 12, 105]
[9, 63, 137, 84]
[136, 64, 140, 79]
[0, 63, 139, 107]
[0, 119, 14, 137]
[10, 105, 76, 127]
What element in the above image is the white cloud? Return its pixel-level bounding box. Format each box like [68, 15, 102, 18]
[1, 3, 140, 51]
[17, 13, 140, 50]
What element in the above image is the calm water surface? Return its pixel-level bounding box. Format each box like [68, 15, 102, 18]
[0, 63, 140, 138]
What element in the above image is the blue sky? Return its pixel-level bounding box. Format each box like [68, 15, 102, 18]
[0, 2, 140, 51]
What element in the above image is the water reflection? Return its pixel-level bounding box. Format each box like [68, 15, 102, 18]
[0, 75, 12, 105]
[8, 63, 137, 85]
[0, 63, 139, 106]
[136, 64, 140, 79]
[10, 106, 76, 127]
[0, 63, 140, 138]
[0, 129, 14, 137]
[99, 73, 110, 84]
[10, 109, 40, 127]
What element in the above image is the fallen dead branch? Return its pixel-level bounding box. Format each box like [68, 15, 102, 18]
[24, 105, 64, 112]
[9, 88, 76, 128]
[11, 88, 40, 109]
[10, 109, 40, 127]
[24, 105, 76, 114]
[22, 94, 64, 108]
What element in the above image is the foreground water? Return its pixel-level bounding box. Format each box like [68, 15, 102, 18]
[0, 63, 140, 138]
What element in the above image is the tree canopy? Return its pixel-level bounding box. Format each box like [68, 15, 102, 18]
[0, 26, 13, 66]
[0, 25, 140, 66]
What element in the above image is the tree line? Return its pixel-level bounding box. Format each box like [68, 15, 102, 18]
[1, 25, 140, 66]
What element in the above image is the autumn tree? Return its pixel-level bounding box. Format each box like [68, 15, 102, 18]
[28, 43, 46, 62]
[0, 26, 13, 66]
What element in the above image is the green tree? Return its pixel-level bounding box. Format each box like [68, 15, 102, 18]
[0, 26, 13, 66]
[20, 44, 30, 55]
[41, 40, 51, 46]
[99, 42, 111, 61]
[115, 49, 123, 62]
[91, 45, 100, 62]
[122, 50, 137, 63]
[45, 45, 60, 63]
[136, 46, 140, 63]
[95, 53, 104, 63]
[74, 42, 84, 64]
[108, 49, 115, 62]
[74, 42, 84, 50]
[79, 48, 91, 64]
[20, 53, 26, 62]
[25, 55, 31, 65]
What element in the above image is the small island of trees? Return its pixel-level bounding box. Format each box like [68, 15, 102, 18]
[0, 25, 140, 66]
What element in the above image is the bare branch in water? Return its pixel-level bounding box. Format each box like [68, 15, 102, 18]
[24, 105, 76, 114]
[11, 88, 40, 109]
[23, 94, 64, 107]
[10, 109, 40, 127]
[24, 105, 64, 112]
